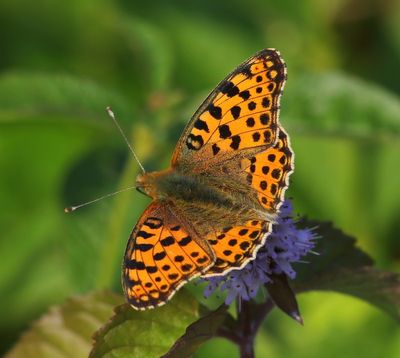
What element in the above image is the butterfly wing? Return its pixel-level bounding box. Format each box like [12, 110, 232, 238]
[202, 128, 294, 276]
[122, 201, 215, 310]
[202, 220, 272, 276]
[170, 49, 293, 277]
[242, 127, 294, 212]
[172, 48, 286, 169]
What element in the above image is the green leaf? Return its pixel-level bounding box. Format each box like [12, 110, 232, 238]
[284, 72, 400, 139]
[293, 220, 400, 321]
[162, 304, 232, 358]
[0, 72, 132, 122]
[314, 267, 400, 320]
[5, 291, 123, 358]
[90, 290, 200, 358]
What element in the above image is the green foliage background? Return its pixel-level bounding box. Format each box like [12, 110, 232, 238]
[0, 0, 399, 356]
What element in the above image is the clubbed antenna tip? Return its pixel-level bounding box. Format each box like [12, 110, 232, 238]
[105, 106, 146, 173]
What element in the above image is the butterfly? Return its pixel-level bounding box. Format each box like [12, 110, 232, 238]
[122, 49, 294, 310]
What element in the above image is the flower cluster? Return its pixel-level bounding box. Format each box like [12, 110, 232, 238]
[203, 200, 318, 305]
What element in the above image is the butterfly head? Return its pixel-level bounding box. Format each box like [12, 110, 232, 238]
[136, 173, 152, 197]
[135, 172, 159, 198]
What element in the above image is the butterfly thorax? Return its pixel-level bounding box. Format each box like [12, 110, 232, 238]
[136, 168, 276, 236]
[137, 169, 235, 207]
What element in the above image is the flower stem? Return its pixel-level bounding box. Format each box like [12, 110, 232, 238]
[222, 298, 275, 358]
[237, 300, 255, 358]
[239, 341, 255, 358]
[253, 298, 275, 333]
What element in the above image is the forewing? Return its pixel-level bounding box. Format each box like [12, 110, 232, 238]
[122, 201, 215, 310]
[172, 48, 286, 169]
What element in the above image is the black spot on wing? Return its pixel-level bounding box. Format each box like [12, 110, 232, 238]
[219, 124, 232, 139]
[197, 256, 208, 264]
[137, 230, 154, 239]
[271, 169, 281, 179]
[135, 243, 153, 252]
[248, 101, 256, 111]
[174, 255, 184, 262]
[125, 259, 137, 269]
[125, 260, 146, 270]
[178, 236, 192, 246]
[263, 130, 272, 143]
[252, 132, 261, 142]
[240, 241, 250, 250]
[207, 104, 222, 119]
[239, 90, 250, 100]
[228, 239, 237, 246]
[154, 251, 166, 261]
[161, 236, 175, 247]
[212, 143, 220, 155]
[181, 264, 193, 272]
[186, 134, 204, 150]
[146, 266, 158, 273]
[218, 80, 240, 97]
[249, 231, 259, 239]
[230, 135, 241, 150]
[231, 106, 241, 119]
[246, 117, 255, 127]
[268, 154, 276, 162]
[144, 217, 163, 229]
[126, 279, 141, 288]
[194, 119, 210, 133]
[260, 113, 269, 125]
[240, 63, 252, 77]
[262, 97, 271, 108]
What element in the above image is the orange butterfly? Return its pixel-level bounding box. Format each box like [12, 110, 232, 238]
[122, 49, 294, 310]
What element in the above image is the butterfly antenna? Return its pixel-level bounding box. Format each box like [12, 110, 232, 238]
[64, 185, 136, 213]
[65, 107, 146, 213]
[106, 106, 146, 173]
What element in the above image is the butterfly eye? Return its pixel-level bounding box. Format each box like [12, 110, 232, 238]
[136, 186, 149, 197]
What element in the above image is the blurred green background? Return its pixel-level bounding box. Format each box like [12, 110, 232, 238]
[0, 0, 399, 356]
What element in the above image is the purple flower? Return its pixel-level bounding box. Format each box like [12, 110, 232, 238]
[203, 200, 318, 305]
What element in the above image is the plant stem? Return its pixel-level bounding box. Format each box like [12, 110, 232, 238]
[239, 341, 255, 358]
[222, 298, 275, 358]
[237, 300, 255, 358]
[253, 298, 275, 333]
